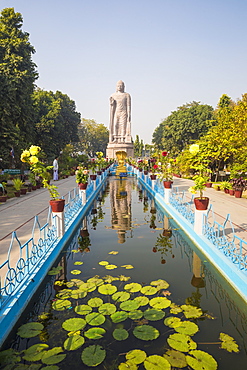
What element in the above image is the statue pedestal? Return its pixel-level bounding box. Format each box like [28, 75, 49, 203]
[106, 142, 134, 159]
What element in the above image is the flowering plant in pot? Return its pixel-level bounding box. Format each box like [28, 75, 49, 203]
[75, 165, 89, 189]
[149, 158, 159, 179]
[95, 151, 106, 173]
[21, 145, 64, 211]
[229, 177, 247, 198]
[188, 144, 210, 210]
[89, 158, 97, 177]
[157, 150, 174, 188]
[220, 181, 232, 194]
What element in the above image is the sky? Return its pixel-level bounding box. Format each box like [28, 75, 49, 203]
[1, 0, 247, 144]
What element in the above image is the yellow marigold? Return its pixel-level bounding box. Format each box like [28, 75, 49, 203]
[20, 150, 31, 162]
[189, 144, 199, 155]
[29, 145, 41, 156]
[29, 155, 39, 164]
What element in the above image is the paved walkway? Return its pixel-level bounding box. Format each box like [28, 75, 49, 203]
[1, 175, 247, 267]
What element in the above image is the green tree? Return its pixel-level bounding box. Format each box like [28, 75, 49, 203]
[77, 119, 109, 156]
[0, 8, 38, 166]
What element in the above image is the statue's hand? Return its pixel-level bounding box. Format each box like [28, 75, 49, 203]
[110, 97, 115, 105]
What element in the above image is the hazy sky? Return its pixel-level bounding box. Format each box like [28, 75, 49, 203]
[2, 0, 247, 144]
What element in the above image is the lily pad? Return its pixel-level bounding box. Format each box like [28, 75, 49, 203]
[41, 366, 59, 370]
[140, 286, 158, 295]
[134, 296, 149, 306]
[48, 266, 63, 275]
[167, 333, 197, 352]
[150, 279, 169, 290]
[0, 348, 21, 365]
[63, 335, 85, 350]
[84, 327, 106, 339]
[113, 328, 129, 341]
[98, 303, 117, 315]
[52, 299, 71, 311]
[70, 270, 82, 275]
[181, 305, 203, 319]
[133, 325, 159, 341]
[98, 283, 117, 295]
[17, 322, 44, 338]
[74, 261, 83, 265]
[110, 311, 129, 323]
[126, 349, 147, 364]
[124, 283, 142, 292]
[118, 362, 138, 370]
[105, 264, 118, 270]
[144, 309, 165, 321]
[186, 350, 217, 370]
[41, 347, 66, 365]
[144, 355, 171, 370]
[70, 290, 87, 299]
[23, 344, 49, 361]
[119, 275, 131, 281]
[103, 275, 120, 283]
[81, 345, 106, 367]
[62, 318, 86, 332]
[163, 350, 187, 368]
[120, 300, 140, 311]
[79, 282, 96, 292]
[175, 321, 199, 336]
[98, 261, 109, 266]
[164, 317, 182, 328]
[87, 277, 104, 286]
[108, 251, 119, 254]
[121, 264, 134, 269]
[88, 297, 104, 307]
[219, 333, 239, 353]
[56, 290, 71, 299]
[170, 303, 183, 314]
[112, 291, 130, 302]
[74, 304, 92, 315]
[85, 312, 106, 326]
[128, 310, 143, 320]
[149, 297, 171, 310]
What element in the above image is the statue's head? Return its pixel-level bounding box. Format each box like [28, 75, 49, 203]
[116, 80, 125, 92]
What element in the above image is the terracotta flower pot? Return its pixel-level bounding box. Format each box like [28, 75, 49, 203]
[139, 168, 143, 172]
[49, 199, 65, 212]
[205, 182, 212, 188]
[97, 171, 102, 175]
[224, 188, 229, 194]
[14, 191, 21, 197]
[234, 189, 243, 198]
[194, 197, 209, 210]
[79, 183, 88, 190]
[150, 174, 156, 180]
[90, 174, 97, 180]
[0, 195, 7, 202]
[20, 188, 27, 195]
[144, 170, 148, 175]
[229, 189, 235, 196]
[162, 229, 172, 237]
[163, 181, 173, 189]
[32, 185, 37, 190]
[80, 229, 89, 237]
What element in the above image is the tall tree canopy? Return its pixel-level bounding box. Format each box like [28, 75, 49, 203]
[0, 7, 38, 165]
[152, 102, 215, 154]
[77, 119, 109, 157]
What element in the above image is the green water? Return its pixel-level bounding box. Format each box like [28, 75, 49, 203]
[1, 177, 247, 369]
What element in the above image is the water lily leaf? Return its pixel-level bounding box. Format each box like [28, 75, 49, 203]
[98, 283, 117, 295]
[169, 303, 183, 314]
[219, 333, 239, 353]
[150, 279, 169, 290]
[52, 299, 72, 311]
[186, 350, 217, 370]
[74, 304, 92, 315]
[144, 354, 171, 369]
[87, 277, 104, 286]
[105, 264, 118, 270]
[175, 321, 199, 336]
[118, 275, 131, 281]
[0, 348, 21, 365]
[121, 264, 134, 269]
[88, 297, 104, 307]
[40, 366, 59, 370]
[63, 335, 85, 350]
[78, 282, 96, 292]
[163, 350, 187, 368]
[62, 318, 86, 331]
[14, 365, 42, 370]
[98, 303, 117, 315]
[128, 310, 143, 320]
[84, 327, 106, 339]
[71, 249, 80, 253]
[133, 325, 159, 341]
[112, 291, 130, 302]
[164, 317, 182, 328]
[140, 286, 158, 296]
[120, 300, 140, 311]
[149, 297, 171, 309]
[48, 266, 63, 275]
[103, 275, 120, 283]
[56, 289, 71, 299]
[126, 349, 147, 364]
[68, 330, 81, 337]
[81, 345, 106, 367]
[108, 251, 119, 254]
[181, 305, 203, 319]
[17, 322, 44, 338]
[144, 309, 165, 321]
[70, 279, 83, 287]
[118, 362, 138, 370]
[113, 328, 129, 341]
[167, 333, 197, 352]
[70, 290, 87, 299]
[110, 311, 129, 323]
[134, 296, 149, 306]
[98, 261, 109, 266]
[74, 261, 83, 265]
[70, 270, 82, 275]
[85, 312, 106, 326]
[41, 347, 66, 365]
[23, 344, 49, 361]
[124, 283, 142, 292]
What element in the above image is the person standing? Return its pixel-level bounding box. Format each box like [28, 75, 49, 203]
[53, 157, 58, 181]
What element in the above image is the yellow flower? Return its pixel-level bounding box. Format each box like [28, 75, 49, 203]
[20, 150, 31, 162]
[29, 155, 39, 164]
[29, 145, 41, 156]
[189, 144, 199, 155]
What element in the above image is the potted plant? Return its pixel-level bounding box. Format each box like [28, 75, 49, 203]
[0, 182, 8, 202]
[220, 181, 232, 194]
[230, 177, 247, 198]
[89, 158, 97, 179]
[78, 234, 91, 253]
[28, 172, 37, 190]
[21, 145, 64, 212]
[75, 165, 89, 189]
[157, 151, 174, 188]
[213, 184, 221, 191]
[95, 151, 106, 174]
[149, 158, 158, 180]
[188, 144, 210, 210]
[12, 178, 24, 197]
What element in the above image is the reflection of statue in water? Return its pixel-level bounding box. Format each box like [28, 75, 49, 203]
[109, 80, 131, 143]
[116, 150, 127, 176]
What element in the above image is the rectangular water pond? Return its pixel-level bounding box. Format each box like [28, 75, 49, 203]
[1, 177, 247, 370]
